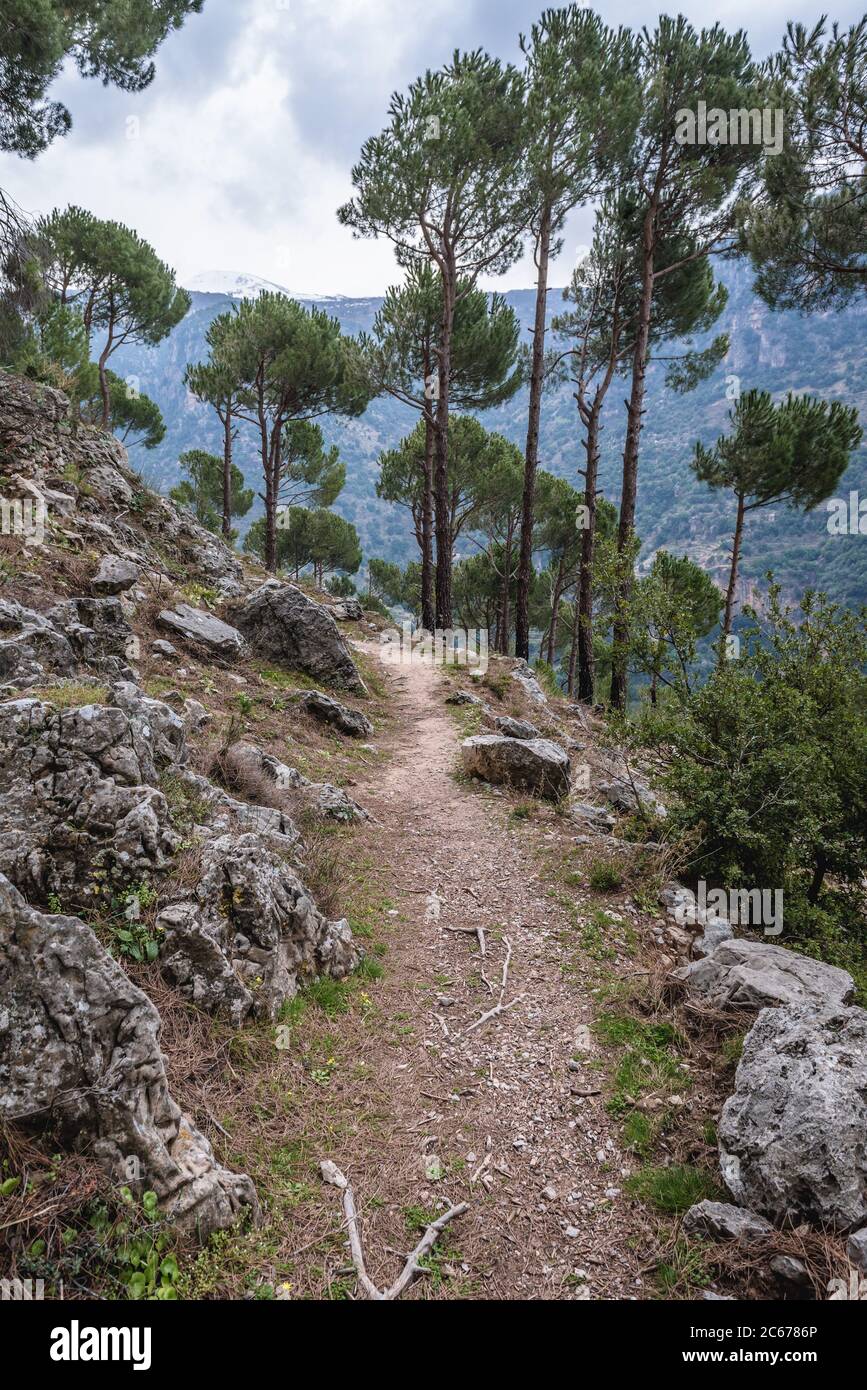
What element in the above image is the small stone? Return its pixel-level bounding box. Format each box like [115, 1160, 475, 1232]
[847, 1227, 867, 1272]
[151, 639, 178, 657]
[542, 1184, 558, 1201]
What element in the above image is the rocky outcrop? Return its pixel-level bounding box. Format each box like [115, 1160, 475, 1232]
[220, 741, 368, 825]
[230, 581, 365, 692]
[300, 689, 372, 738]
[156, 604, 248, 660]
[675, 939, 854, 1013]
[0, 599, 77, 690]
[719, 1003, 867, 1230]
[0, 696, 179, 906]
[0, 875, 256, 1237]
[0, 371, 244, 598]
[158, 833, 360, 1024]
[462, 734, 571, 801]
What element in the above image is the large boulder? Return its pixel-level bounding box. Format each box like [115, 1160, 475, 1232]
[719, 1003, 867, 1230]
[230, 581, 364, 691]
[300, 689, 372, 738]
[156, 604, 247, 660]
[158, 833, 360, 1025]
[0, 697, 179, 906]
[675, 939, 854, 1013]
[462, 734, 571, 801]
[0, 875, 256, 1236]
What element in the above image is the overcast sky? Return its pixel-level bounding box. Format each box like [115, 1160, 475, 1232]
[1, 1, 862, 296]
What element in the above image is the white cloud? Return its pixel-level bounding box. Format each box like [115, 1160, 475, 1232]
[0, 0, 859, 296]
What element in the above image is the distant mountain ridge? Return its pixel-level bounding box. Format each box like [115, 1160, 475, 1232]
[112, 261, 867, 612]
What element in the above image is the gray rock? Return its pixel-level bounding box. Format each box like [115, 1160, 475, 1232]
[158, 833, 360, 1024]
[110, 681, 187, 769]
[494, 715, 541, 740]
[219, 742, 367, 825]
[0, 874, 256, 1236]
[676, 939, 854, 1012]
[0, 697, 179, 905]
[847, 1227, 867, 1272]
[92, 554, 139, 595]
[719, 1003, 867, 1230]
[48, 596, 133, 668]
[462, 734, 571, 801]
[230, 581, 364, 691]
[694, 918, 735, 958]
[156, 604, 247, 660]
[510, 658, 548, 705]
[769, 1255, 812, 1295]
[570, 801, 617, 833]
[151, 639, 178, 658]
[599, 774, 667, 819]
[682, 1200, 773, 1242]
[301, 689, 372, 738]
[446, 690, 485, 707]
[0, 599, 77, 688]
[330, 597, 363, 620]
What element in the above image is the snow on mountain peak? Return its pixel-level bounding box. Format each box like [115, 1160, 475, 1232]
[184, 271, 340, 302]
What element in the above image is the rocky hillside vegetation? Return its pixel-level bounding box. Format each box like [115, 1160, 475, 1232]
[1, 369, 865, 1302]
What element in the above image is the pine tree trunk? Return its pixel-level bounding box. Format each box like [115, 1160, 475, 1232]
[576, 403, 602, 705]
[610, 208, 656, 711]
[434, 269, 455, 628]
[421, 415, 436, 632]
[499, 527, 514, 655]
[515, 206, 552, 662]
[721, 491, 746, 650]
[98, 343, 112, 430]
[567, 601, 580, 697]
[546, 556, 565, 665]
[222, 406, 233, 541]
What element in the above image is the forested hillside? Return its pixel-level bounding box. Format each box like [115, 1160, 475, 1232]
[114, 259, 867, 608]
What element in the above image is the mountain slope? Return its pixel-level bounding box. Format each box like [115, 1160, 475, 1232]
[112, 260, 867, 610]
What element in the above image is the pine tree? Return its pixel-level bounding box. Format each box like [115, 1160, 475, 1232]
[39, 206, 188, 427]
[171, 449, 253, 535]
[185, 310, 247, 541]
[692, 390, 863, 645]
[607, 17, 766, 710]
[514, 6, 640, 661]
[228, 293, 369, 571]
[339, 49, 528, 626]
[362, 263, 520, 630]
[741, 17, 867, 310]
[0, 1, 204, 156]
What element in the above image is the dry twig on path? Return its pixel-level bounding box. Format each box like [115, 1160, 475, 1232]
[319, 1160, 468, 1301]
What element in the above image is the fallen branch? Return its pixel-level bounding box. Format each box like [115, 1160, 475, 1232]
[461, 936, 525, 1035]
[319, 1161, 468, 1301]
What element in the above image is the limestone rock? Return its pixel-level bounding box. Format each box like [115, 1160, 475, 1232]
[92, 554, 140, 595]
[220, 741, 368, 825]
[230, 581, 364, 691]
[510, 658, 548, 706]
[0, 875, 256, 1236]
[158, 833, 360, 1024]
[462, 734, 571, 801]
[300, 689, 372, 737]
[847, 1227, 867, 1272]
[330, 597, 363, 620]
[0, 697, 178, 905]
[156, 604, 247, 660]
[682, 1200, 773, 1242]
[719, 1003, 867, 1230]
[494, 715, 541, 740]
[676, 939, 854, 1012]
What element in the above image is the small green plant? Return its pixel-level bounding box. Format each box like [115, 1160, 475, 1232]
[626, 1163, 717, 1213]
[587, 859, 624, 892]
[93, 1189, 181, 1300]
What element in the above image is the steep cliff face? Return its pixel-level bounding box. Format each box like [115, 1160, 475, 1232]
[0, 372, 373, 1239]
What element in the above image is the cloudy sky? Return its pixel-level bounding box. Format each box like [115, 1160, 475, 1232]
[1, 1, 861, 296]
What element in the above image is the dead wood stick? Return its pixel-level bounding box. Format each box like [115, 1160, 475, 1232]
[320, 1160, 468, 1301]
